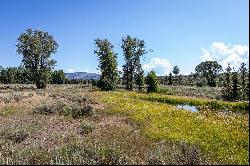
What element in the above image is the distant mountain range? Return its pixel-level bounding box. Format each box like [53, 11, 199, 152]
[65, 72, 101, 80]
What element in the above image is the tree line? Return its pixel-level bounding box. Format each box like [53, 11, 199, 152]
[0, 66, 66, 85]
[0, 28, 249, 101]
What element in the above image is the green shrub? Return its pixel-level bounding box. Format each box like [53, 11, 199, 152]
[157, 87, 175, 95]
[145, 71, 158, 93]
[0, 128, 29, 143]
[52, 142, 128, 165]
[52, 142, 99, 165]
[1, 96, 12, 103]
[71, 95, 89, 104]
[33, 100, 94, 118]
[147, 141, 209, 165]
[71, 103, 94, 118]
[33, 103, 54, 115]
[13, 145, 50, 165]
[13, 92, 22, 102]
[96, 145, 127, 165]
[79, 122, 95, 135]
[97, 79, 116, 91]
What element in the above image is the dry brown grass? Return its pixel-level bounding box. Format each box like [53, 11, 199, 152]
[0, 84, 211, 165]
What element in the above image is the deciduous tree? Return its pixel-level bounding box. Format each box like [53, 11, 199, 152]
[135, 67, 145, 91]
[51, 70, 65, 84]
[145, 71, 158, 92]
[195, 61, 222, 87]
[16, 28, 58, 89]
[121, 35, 147, 90]
[94, 39, 119, 91]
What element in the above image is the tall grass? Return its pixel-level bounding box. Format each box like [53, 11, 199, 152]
[141, 93, 249, 110]
[94, 91, 249, 165]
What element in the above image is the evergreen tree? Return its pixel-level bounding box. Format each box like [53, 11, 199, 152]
[172, 65, 180, 85]
[222, 64, 232, 100]
[165, 74, 168, 85]
[172, 65, 180, 75]
[168, 72, 173, 85]
[231, 71, 240, 101]
[245, 81, 249, 100]
[239, 63, 248, 100]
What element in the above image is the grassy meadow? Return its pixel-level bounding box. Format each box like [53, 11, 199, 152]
[0, 84, 249, 165]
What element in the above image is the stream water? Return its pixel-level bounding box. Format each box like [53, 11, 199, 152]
[175, 104, 248, 115]
[176, 104, 198, 112]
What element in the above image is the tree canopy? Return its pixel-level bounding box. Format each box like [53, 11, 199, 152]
[121, 35, 147, 90]
[16, 28, 58, 89]
[94, 38, 119, 91]
[173, 65, 180, 75]
[145, 71, 158, 92]
[195, 61, 222, 87]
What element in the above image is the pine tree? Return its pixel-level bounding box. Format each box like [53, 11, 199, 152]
[222, 64, 232, 100]
[231, 71, 240, 101]
[239, 63, 248, 100]
[165, 75, 168, 85]
[245, 81, 249, 100]
[168, 72, 173, 85]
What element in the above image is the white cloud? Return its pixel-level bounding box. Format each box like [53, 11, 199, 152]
[80, 69, 89, 73]
[67, 68, 75, 73]
[142, 58, 172, 76]
[200, 42, 249, 70]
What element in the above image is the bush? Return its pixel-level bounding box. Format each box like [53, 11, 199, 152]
[33, 103, 54, 115]
[13, 145, 51, 164]
[0, 96, 12, 103]
[52, 142, 128, 165]
[157, 87, 175, 95]
[13, 92, 22, 102]
[79, 122, 95, 135]
[53, 100, 70, 115]
[33, 100, 94, 118]
[0, 128, 29, 143]
[96, 145, 127, 165]
[70, 103, 94, 118]
[97, 79, 116, 91]
[147, 141, 209, 165]
[145, 71, 158, 93]
[91, 80, 98, 86]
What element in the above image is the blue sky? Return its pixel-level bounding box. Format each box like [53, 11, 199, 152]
[0, 0, 249, 75]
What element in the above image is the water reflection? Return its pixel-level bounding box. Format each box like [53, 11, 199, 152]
[175, 104, 248, 115]
[176, 104, 198, 112]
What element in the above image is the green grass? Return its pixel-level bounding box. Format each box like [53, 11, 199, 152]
[0, 106, 22, 117]
[0, 85, 248, 164]
[158, 85, 223, 99]
[93, 90, 249, 165]
[140, 92, 249, 110]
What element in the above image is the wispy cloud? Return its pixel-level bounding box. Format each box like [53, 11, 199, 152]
[142, 58, 172, 76]
[200, 42, 249, 70]
[67, 68, 75, 73]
